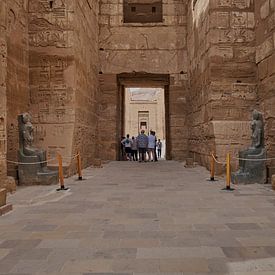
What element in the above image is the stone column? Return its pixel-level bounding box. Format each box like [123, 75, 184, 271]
[187, 0, 257, 170]
[0, 0, 8, 187]
[255, 0, 275, 175]
[208, 0, 257, 168]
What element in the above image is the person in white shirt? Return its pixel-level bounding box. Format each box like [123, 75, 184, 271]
[147, 130, 156, 161]
[131, 136, 138, 161]
[121, 134, 132, 160]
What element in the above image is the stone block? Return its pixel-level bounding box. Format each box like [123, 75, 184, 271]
[233, 0, 252, 9]
[268, 53, 275, 76]
[256, 36, 274, 63]
[185, 158, 194, 168]
[0, 188, 6, 207]
[210, 12, 230, 29]
[2, 176, 16, 193]
[258, 58, 269, 80]
[93, 158, 103, 168]
[260, 1, 270, 20]
[231, 12, 251, 28]
[0, 204, 12, 216]
[272, 174, 275, 190]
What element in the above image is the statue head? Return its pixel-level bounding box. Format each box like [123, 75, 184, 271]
[22, 113, 32, 124]
[252, 109, 260, 120]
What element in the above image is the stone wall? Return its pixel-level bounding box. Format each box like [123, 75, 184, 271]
[210, 0, 257, 167]
[187, 0, 212, 166]
[28, 0, 75, 170]
[28, 0, 99, 174]
[72, 0, 100, 171]
[6, 0, 29, 177]
[255, 0, 275, 167]
[0, 0, 8, 184]
[98, 0, 189, 161]
[187, 0, 257, 168]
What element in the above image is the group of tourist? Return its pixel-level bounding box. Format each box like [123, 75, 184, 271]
[121, 130, 162, 162]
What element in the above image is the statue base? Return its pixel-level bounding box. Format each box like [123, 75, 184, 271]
[18, 152, 58, 186]
[1, 177, 16, 193]
[232, 148, 267, 184]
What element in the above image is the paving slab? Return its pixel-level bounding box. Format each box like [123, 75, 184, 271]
[0, 161, 275, 274]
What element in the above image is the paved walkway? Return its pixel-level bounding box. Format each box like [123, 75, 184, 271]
[1, 161, 275, 274]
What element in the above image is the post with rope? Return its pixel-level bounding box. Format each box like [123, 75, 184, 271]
[210, 153, 215, 181]
[222, 153, 234, 191]
[77, 151, 83, 180]
[56, 153, 69, 191]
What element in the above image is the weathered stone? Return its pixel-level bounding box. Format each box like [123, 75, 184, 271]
[17, 113, 58, 186]
[0, 203, 12, 216]
[232, 110, 267, 184]
[272, 174, 275, 190]
[260, 1, 270, 20]
[0, 188, 7, 207]
[185, 158, 194, 168]
[93, 158, 103, 168]
[2, 176, 16, 193]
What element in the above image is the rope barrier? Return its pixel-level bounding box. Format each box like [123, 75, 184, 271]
[1, 153, 80, 165]
[62, 154, 80, 160]
[2, 151, 84, 192]
[233, 156, 275, 161]
[210, 154, 275, 164]
[5, 158, 56, 165]
[211, 154, 226, 165]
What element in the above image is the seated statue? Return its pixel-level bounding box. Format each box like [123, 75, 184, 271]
[232, 110, 266, 184]
[18, 113, 58, 185]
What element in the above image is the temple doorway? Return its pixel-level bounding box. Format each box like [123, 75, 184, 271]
[117, 73, 170, 161]
[123, 87, 166, 160]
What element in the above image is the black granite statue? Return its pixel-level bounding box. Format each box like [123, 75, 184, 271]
[232, 110, 266, 184]
[18, 113, 58, 185]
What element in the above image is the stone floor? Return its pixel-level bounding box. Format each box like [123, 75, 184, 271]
[1, 161, 275, 275]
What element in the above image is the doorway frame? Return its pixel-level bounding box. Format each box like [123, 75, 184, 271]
[117, 72, 171, 160]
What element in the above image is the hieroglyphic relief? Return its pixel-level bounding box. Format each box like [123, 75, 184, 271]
[217, 0, 231, 7]
[212, 28, 255, 43]
[231, 12, 248, 28]
[30, 55, 74, 123]
[29, 0, 71, 48]
[0, 116, 6, 176]
[217, 0, 252, 8]
[29, 29, 67, 47]
[232, 0, 252, 9]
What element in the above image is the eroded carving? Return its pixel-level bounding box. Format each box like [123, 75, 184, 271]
[232, 110, 267, 184]
[18, 113, 58, 185]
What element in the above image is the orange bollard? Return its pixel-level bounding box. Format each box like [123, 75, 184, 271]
[77, 151, 83, 180]
[56, 153, 69, 191]
[210, 154, 215, 181]
[222, 153, 234, 191]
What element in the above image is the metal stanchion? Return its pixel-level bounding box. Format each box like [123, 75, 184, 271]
[210, 153, 215, 181]
[56, 153, 69, 191]
[77, 151, 83, 180]
[222, 153, 234, 191]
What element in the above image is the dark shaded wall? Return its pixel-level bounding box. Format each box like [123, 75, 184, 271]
[6, 0, 30, 177]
